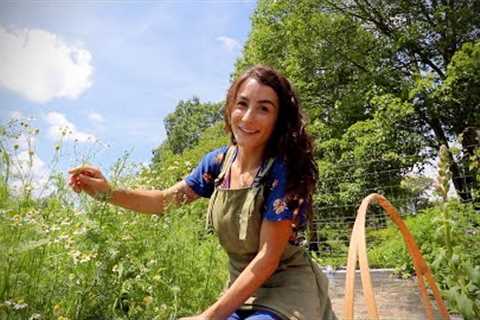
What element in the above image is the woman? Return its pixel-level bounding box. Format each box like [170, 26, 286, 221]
[69, 65, 336, 320]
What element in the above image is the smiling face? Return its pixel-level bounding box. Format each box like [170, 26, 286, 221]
[230, 77, 279, 153]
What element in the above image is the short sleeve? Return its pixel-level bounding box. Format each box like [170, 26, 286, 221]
[184, 146, 228, 198]
[263, 158, 306, 223]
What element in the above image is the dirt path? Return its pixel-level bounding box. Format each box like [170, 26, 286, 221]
[326, 269, 462, 320]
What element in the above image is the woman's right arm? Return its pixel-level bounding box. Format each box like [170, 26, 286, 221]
[107, 181, 199, 214]
[68, 165, 199, 214]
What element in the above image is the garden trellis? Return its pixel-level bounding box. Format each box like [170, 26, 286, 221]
[310, 145, 478, 258]
[344, 193, 449, 320]
[308, 144, 478, 319]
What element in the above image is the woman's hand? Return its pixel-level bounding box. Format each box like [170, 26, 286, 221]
[68, 165, 111, 200]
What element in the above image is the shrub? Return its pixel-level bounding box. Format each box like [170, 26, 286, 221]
[368, 200, 480, 318]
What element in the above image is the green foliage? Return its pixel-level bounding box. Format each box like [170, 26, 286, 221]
[436, 146, 453, 202]
[0, 119, 229, 319]
[468, 147, 480, 202]
[157, 97, 223, 157]
[437, 40, 480, 136]
[438, 41, 480, 204]
[311, 224, 349, 268]
[367, 145, 479, 318]
[141, 123, 228, 191]
[236, 0, 390, 131]
[0, 119, 43, 202]
[368, 201, 480, 318]
[236, 0, 480, 203]
[315, 94, 426, 220]
[0, 192, 228, 319]
[2, 1, 480, 318]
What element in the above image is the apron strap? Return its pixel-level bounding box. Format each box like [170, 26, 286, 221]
[253, 157, 275, 186]
[206, 145, 276, 240]
[214, 145, 237, 187]
[206, 145, 237, 232]
[239, 157, 275, 240]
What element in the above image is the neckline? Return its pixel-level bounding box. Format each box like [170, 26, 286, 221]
[220, 146, 266, 190]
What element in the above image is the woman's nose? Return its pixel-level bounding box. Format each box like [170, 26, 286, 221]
[241, 107, 254, 122]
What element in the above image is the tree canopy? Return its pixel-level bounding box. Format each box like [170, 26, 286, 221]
[152, 97, 223, 161]
[233, 0, 480, 204]
[152, 0, 479, 213]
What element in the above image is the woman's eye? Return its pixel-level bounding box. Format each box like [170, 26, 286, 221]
[260, 105, 270, 112]
[236, 101, 247, 108]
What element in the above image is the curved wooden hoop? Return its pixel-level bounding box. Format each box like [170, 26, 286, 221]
[343, 193, 450, 320]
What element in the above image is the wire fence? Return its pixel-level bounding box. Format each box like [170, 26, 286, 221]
[308, 148, 479, 263]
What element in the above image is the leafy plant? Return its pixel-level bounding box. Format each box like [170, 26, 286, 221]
[0, 120, 228, 320]
[367, 147, 480, 319]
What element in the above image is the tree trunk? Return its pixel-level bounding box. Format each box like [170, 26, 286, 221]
[460, 127, 480, 202]
[429, 117, 473, 201]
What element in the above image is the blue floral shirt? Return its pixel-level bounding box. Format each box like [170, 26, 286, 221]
[184, 146, 307, 240]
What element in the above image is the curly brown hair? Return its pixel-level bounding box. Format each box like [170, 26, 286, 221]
[224, 65, 318, 224]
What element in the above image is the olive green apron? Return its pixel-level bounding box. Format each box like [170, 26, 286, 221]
[206, 146, 336, 320]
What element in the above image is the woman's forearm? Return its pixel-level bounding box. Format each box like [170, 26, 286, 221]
[108, 181, 198, 214]
[109, 188, 166, 214]
[203, 251, 280, 319]
[203, 220, 292, 319]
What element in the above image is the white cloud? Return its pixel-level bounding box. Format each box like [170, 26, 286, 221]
[216, 36, 241, 52]
[45, 111, 96, 143]
[88, 112, 104, 123]
[10, 150, 51, 197]
[0, 25, 93, 103]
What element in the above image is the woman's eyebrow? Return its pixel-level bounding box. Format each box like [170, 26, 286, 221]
[238, 95, 277, 108]
[258, 99, 277, 108]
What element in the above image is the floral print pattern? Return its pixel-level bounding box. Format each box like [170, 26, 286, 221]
[202, 172, 213, 183]
[184, 145, 307, 244]
[273, 198, 287, 214]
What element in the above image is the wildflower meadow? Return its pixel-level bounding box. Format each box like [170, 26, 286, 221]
[0, 119, 228, 319]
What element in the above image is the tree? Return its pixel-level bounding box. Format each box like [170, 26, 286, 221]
[322, 0, 480, 200]
[235, 0, 426, 219]
[437, 41, 480, 202]
[235, 0, 480, 203]
[144, 123, 228, 190]
[153, 97, 223, 160]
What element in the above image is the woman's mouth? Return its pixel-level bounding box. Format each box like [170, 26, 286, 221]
[238, 126, 259, 135]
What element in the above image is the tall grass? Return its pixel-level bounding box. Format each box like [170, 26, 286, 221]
[0, 120, 228, 319]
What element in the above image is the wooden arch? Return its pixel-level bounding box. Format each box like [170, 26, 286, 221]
[343, 193, 450, 320]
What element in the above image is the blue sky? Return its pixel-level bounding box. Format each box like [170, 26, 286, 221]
[0, 0, 257, 193]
